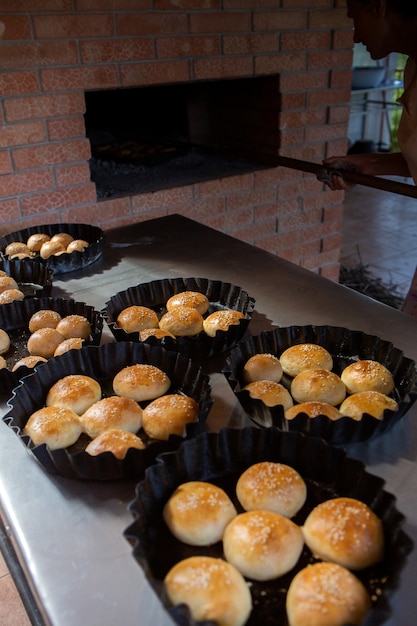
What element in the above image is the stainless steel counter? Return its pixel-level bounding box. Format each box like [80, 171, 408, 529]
[1, 214, 416, 626]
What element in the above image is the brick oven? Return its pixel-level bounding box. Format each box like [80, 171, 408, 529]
[0, 1, 353, 280]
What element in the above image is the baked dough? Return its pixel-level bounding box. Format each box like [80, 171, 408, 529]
[55, 314, 92, 339]
[112, 363, 170, 401]
[40, 240, 66, 259]
[280, 343, 333, 377]
[223, 510, 304, 580]
[302, 496, 384, 570]
[139, 328, 175, 341]
[46, 374, 102, 415]
[159, 306, 204, 336]
[0, 288, 24, 304]
[12, 355, 47, 371]
[66, 239, 89, 253]
[50, 232, 74, 248]
[242, 353, 283, 384]
[243, 380, 293, 409]
[166, 290, 210, 315]
[286, 561, 371, 626]
[85, 428, 145, 459]
[203, 309, 244, 337]
[23, 405, 82, 450]
[4, 242, 30, 257]
[53, 337, 85, 356]
[285, 401, 342, 421]
[142, 393, 199, 440]
[0, 275, 19, 293]
[290, 369, 346, 406]
[27, 327, 66, 358]
[341, 359, 395, 395]
[80, 395, 143, 438]
[0, 355, 6, 369]
[236, 461, 307, 518]
[28, 309, 62, 333]
[163, 481, 237, 546]
[164, 556, 252, 626]
[116, 305, 159, 333]
[0, 328, 10, 354]
[339, 390, 398, 420]
[27, 233, 50, 252]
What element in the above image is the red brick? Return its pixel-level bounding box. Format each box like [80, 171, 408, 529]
[226, 186, 277, 211]
[0, 199, 20, 228]
[0, 121, 46, 148]
[223, 34, 278, 55]
[55, 162, 91, 187]
[20, 184, 97, 215]
[309, 9, 351, 30]
[0, 1, 69, 10]
[5, 93, 86, 122]
[196, 172, 254, 199]
[0, 150, 12, 175]
[281, 31, 331, 52]
[175, 197, 225, 221]
[62, 198, 131, 225]
[308, 49, 353, 71]
[254, 11, 307, 32]
[190, 13, 250, 34]
[280, 70, 328, 92]
[255, 52, 306, 76]
[156, 36, 220, 59]
[1, 16, 31, 40]
[48, 116, 86, 141]
[120, 60, 189, 87]
[307, 87, 350, 107]
[13, 140, 91, 170]
[77, 0, 151, 9]
[0, 170, 54, 197]
[0, 70, 38, 96]
[41, 66, 118, 91]
[155, 0, 219, 7]
[118, 13, 187, 36]
[194, 56, 253, 81]
[81, 39, 154, 64]
[0, 42, 78, 70]
[131, 186, 194, 213]
[320, 263, 341, 281]
[33, 14, 114, 39]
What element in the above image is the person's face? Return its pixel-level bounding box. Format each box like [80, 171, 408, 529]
[346, 0, 391, 60]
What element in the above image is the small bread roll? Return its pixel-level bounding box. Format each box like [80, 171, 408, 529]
[302, 497, 384, 570]
[236, 462, 307, 518]
[280, 343, 333, 377]
[139, 328, 175, 341]
[223, 510, 304, 580]
[242, 353, 283, 384]
[23, 405, 82, 450]
[0, 355, 7, 369]
[0, 328, 10, 354]
[203, 309, 244, 337]
[166, 291, 210, 315]
[291, 369, 346, 406]
[164, 556, 252, 626]
[66, 239, 89, 253]
[46, 374, 102, 415]
[40, 240, 66, 259]
[0, 288, 24, 304]
[116, 305, 159, 333]
[285, 401, 342, 421]
[243, 380, 293, 409]
[341, 359, 395, 395]
[55, 314, 92, 339]
[28, 309, 62, 333]
[112, 363, 170, 402]
[142, 393, 199, 440]
[0, 275, 19, 293]
[4, 242, 30, 257]
[80, 395, 143, 438]
[286, 562, 371, 626]
[163, 481, 237, 546]
[50, 232, 74, 248]
[85, 428, 145, 459]
[27, 327, 65, 358]
[339, 390, 398, 421]
[27, 233, 50, 252]
[12, 355, 48, 371]
[53, 337, 84, 356]
[159, 306, 204, 336]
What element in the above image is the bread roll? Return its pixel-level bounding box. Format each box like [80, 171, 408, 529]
[0, 288, 24, 304]
[0, 328, 10, 354]
[163, 481, 237, 546]
[112, 363, 170, 402]
[243, 380, 293, 409]
[80, 395, 143, 438]
[341, 359, 395, 395]
[27, 327, 65, 358]
[67, 239, 89, 253]
[302, 496, 384, 570]
[285, 401, 342, 421]
[12, 355, 47, 371]
[223, 510, 304, 580]
[339, 390, 398, 420]
[286, 562, 371, 626]
[116, 305, 159, 333]
[53, 337, 84, 356]
[242, 353, 283, 384]
[50, 232, 74, 248]
[159, 306, 204, 336]
[4, 242, 29, 257]
[164, 556, 252, 626]
[203, 309, 244, 337]
[28, 309, 62, 333]
[85, 428, 145, 459]
[55, 314, 91, 339]
[0, 275, 19, 293]
[46, 374, 102, 415]
[236, 462, 306, 518]
[0, 355, 7, 369]
[27, 233, 50, 252]
[142, 393, 198, 440]
[166, 291, 210, 315]
[23, 405, 82, 450]
[290, 369, 346, 406]
[40, 240, 66, 259]
[139, 328, 175, 341]
[280, 343, 333, 377]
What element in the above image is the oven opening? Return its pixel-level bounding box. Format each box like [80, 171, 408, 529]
[84, 75, 281, 199]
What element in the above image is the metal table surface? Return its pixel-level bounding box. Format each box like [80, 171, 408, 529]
[1, 214, 417, 626]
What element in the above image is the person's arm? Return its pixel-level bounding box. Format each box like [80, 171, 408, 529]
[321, 152, 411, 190]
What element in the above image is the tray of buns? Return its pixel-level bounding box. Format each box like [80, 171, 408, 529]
[3, 341, 213, 480]
[0, 297, 104, 396]
[103, 277, 255, 360]
[124, 427, 412, 626]
[0, 223, 106, 275]
[222, 325, 417, 445]
[0, 257, 52, 304]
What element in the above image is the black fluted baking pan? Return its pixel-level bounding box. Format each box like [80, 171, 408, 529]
[0, 223, 105, 274]
[0, 296, 104, 395]
[124, 427, 413, 626]
[0, 257, 53, 298]
[222, 325, 417, 445]
[103, 277, 255, 360]
[3, 341, 212, 480]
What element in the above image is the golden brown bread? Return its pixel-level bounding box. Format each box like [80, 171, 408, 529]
[0, 328, 10, 354]
[285, 401, 342, 421]
[0, 275, 19, 293]
[159, 306, 204, 336]
[24, 405, 82, 450]
[85, 428, 145, 459]
[290, 369, 346, 406]
[12, 355, 47, 371]
[66, 239, 89, 253]
[27, 233, 50, 252]
[286, 562, 371, 626]
[116, 305, 159, 333]
[242, 353, 283, 384]
[28, 309, 62, 333]
[139, 328, 175, 341]
[53, 337, 84, 356]
[27, 327, 66, 358]
[341, 359, 395, 394]
[46, 374, 102, 415]
[243, 380, 293, 409]
[203, 309, 244, 337]
[142, 393, 198, 440]
[40, 240, 66, 259]
[4, 242, 30, 257]
[339, 390, 398, 420]
[50, 232, 74, 248]
[163, 481, 237, 546]
[166, 290, 210, 315]
[80, 395, 143, 438]
[0, 289, 24, 304]
[112, 363, 170, 401]
[55, 314, 91, 339]
[280, 343, 333, 377]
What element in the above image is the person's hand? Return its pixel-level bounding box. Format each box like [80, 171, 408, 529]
[320, 157, 359, 190]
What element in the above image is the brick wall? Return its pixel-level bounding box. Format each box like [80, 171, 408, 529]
[0, 0, 353, 280]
